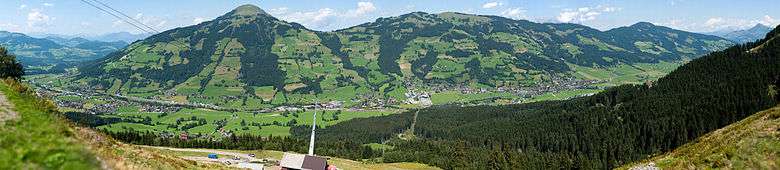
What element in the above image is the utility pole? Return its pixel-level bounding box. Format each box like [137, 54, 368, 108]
[308, 100, 318, 156]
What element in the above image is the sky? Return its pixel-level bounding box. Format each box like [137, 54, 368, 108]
[1, 0, 779, 36]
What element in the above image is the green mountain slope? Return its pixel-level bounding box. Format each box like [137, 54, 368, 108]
[0, 31, 127, 74]
[301, 25, 780, 169]
[74, 4, 732, 108]
[622, 105, 780, 170]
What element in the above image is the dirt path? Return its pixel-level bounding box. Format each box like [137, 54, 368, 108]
[0, 91, 18, 124]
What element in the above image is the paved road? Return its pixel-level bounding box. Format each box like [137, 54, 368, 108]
[0, 90, 18, 124]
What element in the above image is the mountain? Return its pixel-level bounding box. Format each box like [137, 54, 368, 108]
[0, 31, 127, 74]
[76, 5, 733, 108]
[623, 105, 780, 169]
[89, 32, 152, 43]
[710, 24, 773, 43]
[305, 25, 780, 169]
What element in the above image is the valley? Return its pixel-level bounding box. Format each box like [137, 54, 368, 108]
[22, 5, 715, 140]
[0, 1, 777, 170]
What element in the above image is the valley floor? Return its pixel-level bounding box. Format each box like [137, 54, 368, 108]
[623, 105, 780, 169]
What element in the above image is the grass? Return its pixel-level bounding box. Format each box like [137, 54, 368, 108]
[0, 81, 101, 169]
[620, 105, 780, 170]
[0, 80, 231, 169]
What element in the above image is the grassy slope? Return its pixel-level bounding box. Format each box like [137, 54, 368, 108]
[621, 105, 780, 169]
[0, 81, 229, 170]
[152, 148, 441, 170]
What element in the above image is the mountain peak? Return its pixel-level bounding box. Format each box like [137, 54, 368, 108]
[631, 22, 656, 27]
[749, 23, 771, 31]
[229, 4, 267, 17]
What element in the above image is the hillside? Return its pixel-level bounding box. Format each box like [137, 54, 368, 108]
[299, 26, 780, 169]
[0, 80, 226, 169]
[0, 31, 127, 74]
[71, 4, 732, 109]
[623, 105, 780, 169]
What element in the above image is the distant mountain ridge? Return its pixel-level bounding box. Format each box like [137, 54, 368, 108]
[89, 32, 152, 43]
[0, 31, 127, 74]
[708, 24, 774, 43]
[76, 4, 733, 107]
[32, 32, 152, 44]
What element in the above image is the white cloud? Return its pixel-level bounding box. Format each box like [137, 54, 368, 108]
[43, 3, 54, 7]
[133, 13, 168, 32]
[0, 23, 21, 32]
[18, 4, 27, 10]
[27, 9, 53, 29]
[556, 5, 620, 23]
[760, 15, 778, 27]
[701, 16, 779, 31]
[482, 2, 502, 9]
[602, 7, 618, 12]
[704, 17, 724, 28]
[271, 2, 379, 30]
[557, 11, 579, 22]
[193, 17, 207, 24]
[501, 8, 527, 19]
[352, 2, 376, 16]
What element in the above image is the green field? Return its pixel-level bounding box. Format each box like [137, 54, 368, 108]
[97, 108, 397, 137]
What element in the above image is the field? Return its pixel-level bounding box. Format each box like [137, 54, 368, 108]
[570, 61, 683, 86]
[97, 108, 397, 137]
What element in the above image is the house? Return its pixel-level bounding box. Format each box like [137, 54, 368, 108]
[279, 153, 334, 170]
[179, 132, 188, 141]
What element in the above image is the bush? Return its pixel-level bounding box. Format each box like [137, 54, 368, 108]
[0, 47, 24, 80]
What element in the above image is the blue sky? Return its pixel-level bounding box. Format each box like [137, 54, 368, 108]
[2, 0, 778, 36]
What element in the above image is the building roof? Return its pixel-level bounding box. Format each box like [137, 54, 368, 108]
[280, 153, 327, 170]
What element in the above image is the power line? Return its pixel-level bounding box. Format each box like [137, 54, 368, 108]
[89, 0, 160, 33]
[79, 0, 154, 35]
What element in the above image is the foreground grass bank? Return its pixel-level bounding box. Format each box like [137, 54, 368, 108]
[0, 80, 100, 169]
[623, 105, 780, 169]
[0, 80, 228, 169]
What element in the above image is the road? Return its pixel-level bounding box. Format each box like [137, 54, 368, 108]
[145, 146, 269, 170]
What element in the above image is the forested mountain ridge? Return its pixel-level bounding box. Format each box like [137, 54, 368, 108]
[0, 31, 127, 74]
[75, 4, 732, 108]
[302, 25, 780, 169]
